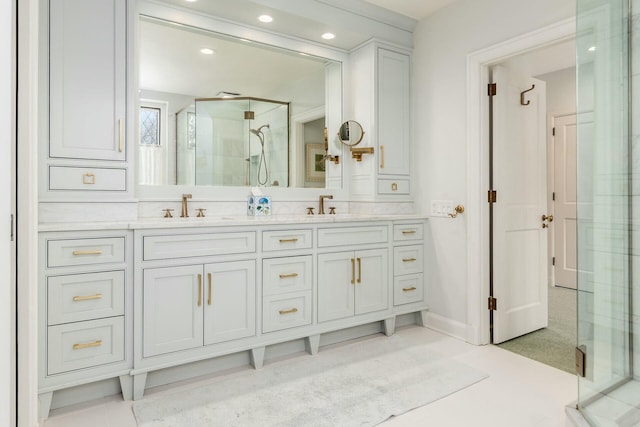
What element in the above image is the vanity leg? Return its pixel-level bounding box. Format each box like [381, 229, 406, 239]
[383, 317, 396, 337]
[305, 334, 320, 355]
[417, 310, 429, 327]
[38, 391, 54, 421]
[250, 347, 266, 370]
[133, 372, 148, 401]
[119, 374, 134, 401]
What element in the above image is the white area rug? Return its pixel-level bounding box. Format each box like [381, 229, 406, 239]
[132, 333, 488, 426]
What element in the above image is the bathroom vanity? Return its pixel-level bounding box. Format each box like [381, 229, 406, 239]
[37, 0, 420, 419]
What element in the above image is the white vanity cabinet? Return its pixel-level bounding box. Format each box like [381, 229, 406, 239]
[42, 0, 130, 199]
[143, 261, 256, 358]
[38, 230, 133, 420]
[349, 41, 412, 200]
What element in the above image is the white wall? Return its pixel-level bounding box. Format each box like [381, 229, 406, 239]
[413, 0, 576, 338]
[537, 66, 577, 116]
[1, 0, 15, 424]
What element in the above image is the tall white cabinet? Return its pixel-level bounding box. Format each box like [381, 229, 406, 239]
[41, 0, 131, 200]
[349, 41, 412, 199]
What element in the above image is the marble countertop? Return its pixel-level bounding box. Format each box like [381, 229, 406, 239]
[39, 213, 428, 232]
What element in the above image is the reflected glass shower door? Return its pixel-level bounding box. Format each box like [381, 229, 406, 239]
[576, 0, 635, 424]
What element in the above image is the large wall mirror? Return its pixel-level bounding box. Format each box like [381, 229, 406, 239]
[137, 11, 344, 190]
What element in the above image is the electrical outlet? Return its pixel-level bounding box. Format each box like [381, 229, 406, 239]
[430, 200, 454, 217]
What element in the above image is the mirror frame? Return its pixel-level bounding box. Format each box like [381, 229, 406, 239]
[135, 1, 349, 202]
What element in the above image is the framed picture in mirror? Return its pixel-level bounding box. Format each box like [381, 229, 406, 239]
[305, 143, 326, 182]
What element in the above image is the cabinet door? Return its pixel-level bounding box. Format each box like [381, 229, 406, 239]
[377, 48, 410, 176]
[318, 252, 355, 322]
[143, 265, 203, 357]
[49, 0, 126, 161]
[355, 248, 388, 315]
[203, 260, 256, 345]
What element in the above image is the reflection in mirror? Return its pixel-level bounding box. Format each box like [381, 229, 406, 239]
[337, 120, 365, 147]
[137, 15, 342, 188]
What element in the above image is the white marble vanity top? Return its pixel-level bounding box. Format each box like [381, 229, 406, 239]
[38, 213, 428, 232]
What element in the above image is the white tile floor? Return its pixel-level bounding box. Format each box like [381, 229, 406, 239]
[42, 326, 577, 427]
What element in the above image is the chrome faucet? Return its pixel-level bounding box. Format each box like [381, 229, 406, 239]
[181, 194, 192, 218]
[318, 195, 333, 215]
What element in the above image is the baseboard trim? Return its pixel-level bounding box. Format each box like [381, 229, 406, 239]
[424, 312, 468, 341]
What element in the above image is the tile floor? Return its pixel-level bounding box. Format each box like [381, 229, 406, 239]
[42, 326, 577, 427]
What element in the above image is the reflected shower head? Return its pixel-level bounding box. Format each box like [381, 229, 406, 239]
[250, 124, 270, 145]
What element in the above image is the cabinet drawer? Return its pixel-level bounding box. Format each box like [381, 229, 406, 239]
[263, 256, 312, 296]
[393, 223, 424, 241]
[317, 226, 388, 247]
[47, 237, 125, 268]
[263, 291, 312, 333]
[48, 271, 125, 325]
[394, 245, 424, 276]
[394, 274, 424, 306]
[143, 232, 256, 260]
[47, 317, 125, 375]
[378, 179, 409, 195]
[262, 229, 312, 252]
[49, 166, 126, 191]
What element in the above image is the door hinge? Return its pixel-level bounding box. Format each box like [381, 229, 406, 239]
[552, 192, 555, 201]
[488, 297, 497, 311]
[552, 257, 556, 266]
[488, 190, 497, 203]
[488, 83, 497, 96]
[576, 345, 586, 377]
[552, 127, 556, 136]
[10, 214, 13, 242]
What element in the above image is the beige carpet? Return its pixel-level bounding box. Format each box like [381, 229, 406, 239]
[133, 332, 488, 427]
[497, 285, 576, 374]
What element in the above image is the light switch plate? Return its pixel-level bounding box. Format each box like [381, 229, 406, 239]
[430, 200, 454, 217]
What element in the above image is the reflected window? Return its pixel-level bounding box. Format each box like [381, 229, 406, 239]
[140, 106, 161, 146]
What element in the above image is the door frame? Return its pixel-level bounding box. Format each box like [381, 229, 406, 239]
[465, 17, 576, 346]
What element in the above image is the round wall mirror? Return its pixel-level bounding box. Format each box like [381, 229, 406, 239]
[337, 120, 365, 147]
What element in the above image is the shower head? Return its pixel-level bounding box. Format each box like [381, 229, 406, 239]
[250, 124, 270, 145]
[250, 129, 261, 137]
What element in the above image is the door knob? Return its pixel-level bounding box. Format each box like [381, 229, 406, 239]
[541, 214, 553, 222]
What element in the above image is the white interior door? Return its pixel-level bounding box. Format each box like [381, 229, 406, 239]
[553, 114, 578, 289]
[492, 65, 549, 344]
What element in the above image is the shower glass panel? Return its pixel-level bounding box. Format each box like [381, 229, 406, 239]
[179, 97, 289, 187]
[576, 0, 636, 424]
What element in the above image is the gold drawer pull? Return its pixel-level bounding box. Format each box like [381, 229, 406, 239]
[279, 273, 299, 279]
[72, 249, 103, 256]
[82, 172, 96, 185]
[402, 258, 417, 262]
[402, 230, 417, 235]
[402, 287, 417, 292]
[279, 308, 298, 315]
[72, 293, 103, 302]
[73, 340, 103, 350]
[391, 182, 398, 191]
[279, 238, 299, 243]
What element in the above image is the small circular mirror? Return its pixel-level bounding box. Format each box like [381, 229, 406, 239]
[337, 120, 365, 147]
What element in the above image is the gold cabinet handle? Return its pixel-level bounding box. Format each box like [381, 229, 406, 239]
[351, 258, 355, 285]
[402, 287, 417, 292]
[197, 274, 202, 307]
[73, 340, 102, 350]
[402, 258, 417, 262]
[279, 273, 299, 279]
[72, 249, 103, 256]
[357, 257, 362, 284]
[72, 293, 103, 302]
[279, 238, 299, 243]
[402, 230, 417, 235]
[208, 273, 212, 306]
[279, 308, 299, 315]
[380, 145, 385, 168]
[118, 119, 124, 152]
[82, 172, 96, 185]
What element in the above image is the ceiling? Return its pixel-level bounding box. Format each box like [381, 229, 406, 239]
[361, 0, 459, 20]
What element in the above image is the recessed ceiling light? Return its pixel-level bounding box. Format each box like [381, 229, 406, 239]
[258, 15, 273, 23]
[185, 0, 197, 2]
[588, 46, 596, 52]
[321, 32, 335, 40]
[200, 48, 215, 55]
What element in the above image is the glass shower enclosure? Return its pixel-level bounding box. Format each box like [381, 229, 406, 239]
[576, 0, 638, 423]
